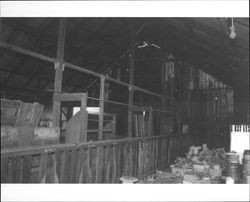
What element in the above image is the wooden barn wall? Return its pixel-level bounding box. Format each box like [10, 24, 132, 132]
[175, 64, 234, 151]
[233, 87, 249, 124]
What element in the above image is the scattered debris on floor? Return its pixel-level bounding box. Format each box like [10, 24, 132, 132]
[139, 170, 183, 183]
[168, 145, 228, 183]
[140, 145, 250, 184]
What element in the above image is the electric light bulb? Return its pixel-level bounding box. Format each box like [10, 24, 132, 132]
[229, 27, 237, 39]
[229, 19, 237, 39]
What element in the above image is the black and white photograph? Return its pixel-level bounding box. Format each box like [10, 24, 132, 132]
[0, 1, 249, 202]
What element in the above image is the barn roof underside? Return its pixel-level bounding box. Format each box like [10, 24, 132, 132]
[0, 18, 249, 102]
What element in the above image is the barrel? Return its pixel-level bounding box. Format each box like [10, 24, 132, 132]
[243, 150, 250, 160]
[226, 164, 241, 182]
[242, 150, 250, 183]
[242, 160, 250, 175]
[226, 152, 240, 182]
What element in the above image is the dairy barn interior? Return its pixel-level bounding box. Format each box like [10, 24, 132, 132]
[0, 18, 249, 184]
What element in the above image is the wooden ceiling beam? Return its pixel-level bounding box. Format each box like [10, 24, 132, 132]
[234, 19, 249, 27]
[70, 39, 128, 92]
[1, 19, 82, 59]
[1, 41, 161, 99]
[2, 18, 129, 59]
[2, 86, 48, 98]
[1, 19, 129, 84]
[21, 63, 43, 89]
[70, 23, 146, 93]
[169, 38, 247, 88]
[158, 25, 246, 88]
[177, 18, 228, 41]
[1, 67, 83, 92]
[160, 21, 247, 77]
[69, 19, 108, 47]
[171, 18, 249, 65]
[48, 20, 118, 91]
[164, 19, 234, 57]
[1, 20, 57, 85]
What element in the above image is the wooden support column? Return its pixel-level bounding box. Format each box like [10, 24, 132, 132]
[98, 77, 105, 140]
[52, 18, 67, 127]
[148, 107, 153, 136]
[80, 93, 88, 142]
[112, 114, 117, 139]
[128, 22, 136, 138]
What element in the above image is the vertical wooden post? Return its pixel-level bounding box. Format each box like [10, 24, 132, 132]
[52, 18, 67, 127]
[128, 21, 136, 138]
[148, 107, 153, 136]
[112, 114, 117, 139]
[80, 93, 88, 142]
[160, 52, 166, 136]
[98, 77, 105, 140]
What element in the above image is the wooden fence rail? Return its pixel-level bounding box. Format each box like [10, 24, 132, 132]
[1, 134, 189, 183]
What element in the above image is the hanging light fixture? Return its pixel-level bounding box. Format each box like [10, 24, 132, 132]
[229, 17, 237, 39]
[137, 41, 149, 48]
[137, 41, 161, 49]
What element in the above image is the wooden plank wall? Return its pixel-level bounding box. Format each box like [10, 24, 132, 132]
[1, 134, 189, 183]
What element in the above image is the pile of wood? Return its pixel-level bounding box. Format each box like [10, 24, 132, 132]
[1, 99, 60, 148]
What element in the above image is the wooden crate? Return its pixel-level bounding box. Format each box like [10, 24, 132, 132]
[1, 99, 22, 126]
[1, 99, 44, 127]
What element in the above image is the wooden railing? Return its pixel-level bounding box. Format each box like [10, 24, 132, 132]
[1, 134, 189, 183]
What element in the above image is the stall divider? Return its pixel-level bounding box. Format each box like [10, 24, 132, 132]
[1, 134, 189, 183]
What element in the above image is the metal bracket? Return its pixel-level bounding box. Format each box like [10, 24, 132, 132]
[54, 62, 65, 71]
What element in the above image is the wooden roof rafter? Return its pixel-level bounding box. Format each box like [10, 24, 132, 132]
[163, 19, 236, 58]
[2, 19, 85, 62]
[1, 18, 248, 101]
[160, 21, 247, 77]
[0, 39, 162, 99]
[2, 19, 57, 86]
[160, 28, 245, 88]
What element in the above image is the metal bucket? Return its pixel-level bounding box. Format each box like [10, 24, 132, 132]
[242, 160, 250, 175]
[243, 150, 250, 161]
[226, 164, 241, 182]
[242, 150, 250, 180]
[226, 152, 239, 164]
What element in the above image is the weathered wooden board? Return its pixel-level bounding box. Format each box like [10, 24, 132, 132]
[1, 127, 19, 148]
[1, 99, 22, 126]
[65, 111, 88, 144]
[53, 93, 86, 102]
[22, 155, 32, 183]
[16, 102, 44, 127]
[1, 158, 9, 182]
[1, 126, 60, 148]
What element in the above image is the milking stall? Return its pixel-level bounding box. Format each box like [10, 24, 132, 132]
[0, 17, 249, 185]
